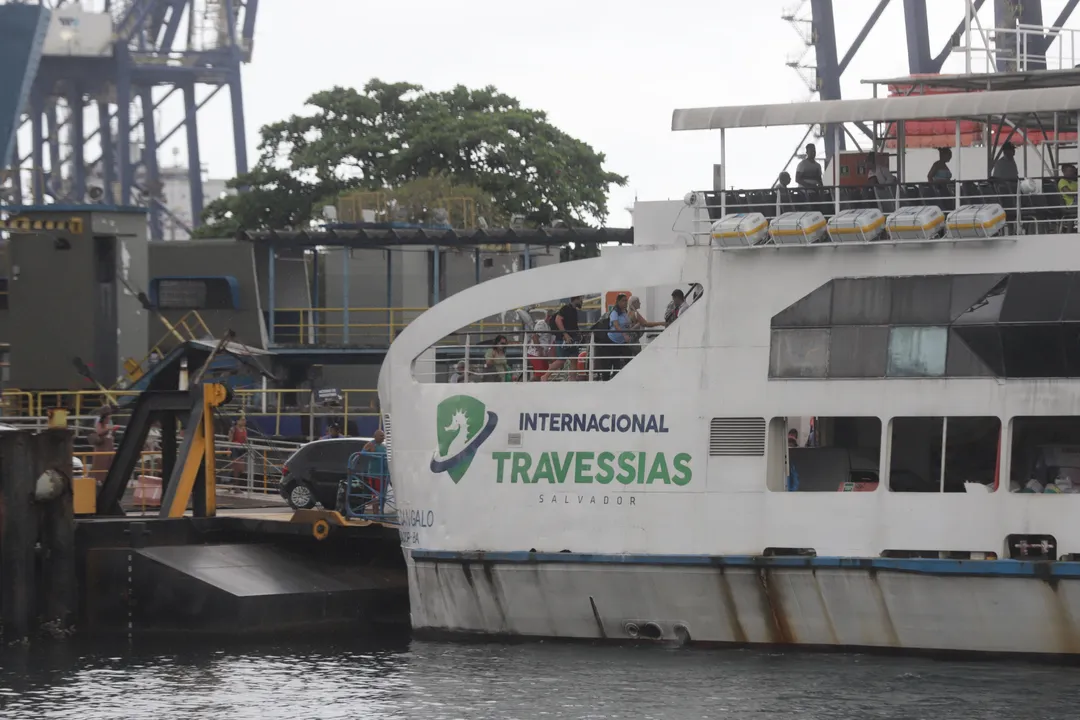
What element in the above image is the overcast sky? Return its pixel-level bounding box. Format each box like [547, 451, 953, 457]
[179, 0, 1079, 226]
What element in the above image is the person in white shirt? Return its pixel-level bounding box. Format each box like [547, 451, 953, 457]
[449, 361, 465, 383]
[526, 310, 554, 381]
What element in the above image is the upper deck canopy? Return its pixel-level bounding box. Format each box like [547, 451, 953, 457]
[672, 86, 1080, 132]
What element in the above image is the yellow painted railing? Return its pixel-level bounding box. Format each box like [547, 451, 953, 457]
[122, 310, 213, 387]
[1, 388, 382, 440]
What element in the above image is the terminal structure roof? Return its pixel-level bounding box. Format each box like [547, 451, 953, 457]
[237, 226, 634, 249]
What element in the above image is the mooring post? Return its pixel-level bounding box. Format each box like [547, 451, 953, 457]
[0, 430, 38, 643]
[36, 429, 75, 636]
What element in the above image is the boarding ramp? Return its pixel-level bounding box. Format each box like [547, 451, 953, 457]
[80, 533, 408, 635]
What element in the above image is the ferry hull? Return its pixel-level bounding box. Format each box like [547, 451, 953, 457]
[407, 553, 1080, 655]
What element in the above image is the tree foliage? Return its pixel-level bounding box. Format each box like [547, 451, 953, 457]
[196, 79, 626, 237]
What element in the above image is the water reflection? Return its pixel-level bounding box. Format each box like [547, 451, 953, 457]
[1, 633, 1078, 719]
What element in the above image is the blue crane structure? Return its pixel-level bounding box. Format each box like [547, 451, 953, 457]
[0, 0, 257, 240]
[790, 0, 1077, 161]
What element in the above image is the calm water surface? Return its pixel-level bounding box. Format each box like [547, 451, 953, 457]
[0, 634, 1075, 719]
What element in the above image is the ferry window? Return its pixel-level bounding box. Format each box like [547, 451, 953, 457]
[769, 328, 829, 378]
[1009, 417, 1080, 494]
[828, 326, 887, 378]
[886, 326, 947, 377]
[952, 276, 1008, 324]
[832, 278, 891, 325]
[944, 329, 996, 377]
[999, 272, 1070, 323]
[150, 276, 239, 310]
[888, 416, 1000, 493]
[949, 327, 1004, 376]
[778, 416, 881, 492]
[771, 283, 833, 328]
[1001, 325, 1068, 377]
[891, 276, 951, 325]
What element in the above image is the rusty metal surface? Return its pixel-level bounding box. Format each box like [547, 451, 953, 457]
[408, 558, 1080, 655]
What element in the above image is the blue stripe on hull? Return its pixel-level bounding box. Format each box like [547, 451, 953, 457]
[409, 550, 1080, 578]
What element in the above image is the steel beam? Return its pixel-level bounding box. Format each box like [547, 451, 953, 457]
[69, 85, 85, 203]
[116, 47, 133, 205]
[838, 0, 891, 75]
[931, 0, 988, 71]
[30, 91, 44, 204]
[1035, 0, 1079, 62]
[903, 0, 933, 73]
[228, 60, 249, 178]
[97, 100, 115, 204]
[45, 106, 61, 199]
[183, 82, 204, 225]
[140, 87, 163, 240]
[809, 0, 844, 158]
[996, 0, 1044, 70]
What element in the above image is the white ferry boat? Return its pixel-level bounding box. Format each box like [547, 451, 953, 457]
[379, 69, 1080, 656]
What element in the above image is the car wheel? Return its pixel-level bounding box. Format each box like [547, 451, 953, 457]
[286, 481, 317, 510]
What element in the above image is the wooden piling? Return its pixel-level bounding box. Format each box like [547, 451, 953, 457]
[36, 429, 75, 635]
[0, 431, 38, 643]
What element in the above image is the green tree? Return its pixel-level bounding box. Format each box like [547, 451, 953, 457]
[196, 80, 626, 237]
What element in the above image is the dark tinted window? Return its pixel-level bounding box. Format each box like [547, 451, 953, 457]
[891, 276, 951, 324]
[1001, 325, 1068, 377]
[771, 283, 833, 328]
[1061, 274, 1080, 321]
[952, 326, 1006, 376]
[999, 272, 1070, 323]
[953, 276, 1008, 324]
[832, 278, 891, 325]
[828, 326, 888, 377]
[950, 274, 1007, 321]
[152, 277, 239, 310]
[945, 329, 995, 376]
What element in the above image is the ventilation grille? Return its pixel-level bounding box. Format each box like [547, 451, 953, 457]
[709, 417, 766, 456]
[382, 413, 393, 460]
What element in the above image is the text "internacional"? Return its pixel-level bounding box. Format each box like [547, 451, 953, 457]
[519, 413, 670, 434]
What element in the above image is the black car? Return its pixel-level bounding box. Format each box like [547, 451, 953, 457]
[279, 437, 368, 510]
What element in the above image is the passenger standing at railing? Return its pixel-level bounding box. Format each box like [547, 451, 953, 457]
[228, 416, 248, 479]
[541, 296, 584, 381]
[1058, 164, 1078, 206]
[526, 309, 554, 382]
[449, 360, 466, 383]
[485, 335, 512, 382]
[992, 142, 1019, 180]
[605, 294, 632, 378]
[927, 148, 953, 183]
[795, 144, 822, 188]
[627, 296, 665, 355]
[88, 404, 117, 487]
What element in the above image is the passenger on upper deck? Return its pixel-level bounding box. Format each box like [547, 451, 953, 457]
[449, 360, 465, 383]
[526, 309, 555, 381]
[865, 152, 895, 185]
[795, 144, 822, 188]
[665, 289, 689, 324]
[927, 147, 953, 183]
[1058, 164, 1078, 206]
[992, 142, 1019, 180]
[627, 295, 665, 353]
[484, 335, 512, 382]
[776, 171, 791, 188]
[541, 296, 583, 382]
